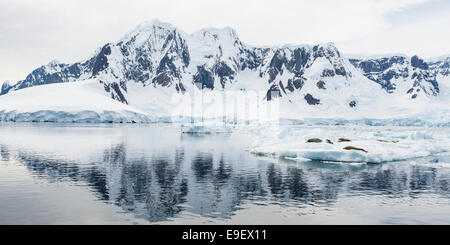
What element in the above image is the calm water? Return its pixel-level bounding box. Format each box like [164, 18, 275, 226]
[0, 123, 449, 225]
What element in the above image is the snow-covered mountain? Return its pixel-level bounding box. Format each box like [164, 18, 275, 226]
[1, 19, 450, 124]
[349, 55, 440, 99]
[429, 56, 450, 77]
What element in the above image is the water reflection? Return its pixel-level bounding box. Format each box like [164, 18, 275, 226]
[192, 153, 214, 181]
[347, 163, 449, 198]
[0, 125, 449, 224]
[1, 145, 9, 161]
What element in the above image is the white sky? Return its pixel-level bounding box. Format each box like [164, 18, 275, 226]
[1, 0, 450, 83]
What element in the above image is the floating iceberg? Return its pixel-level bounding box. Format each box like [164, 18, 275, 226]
[181, 123, 233, 134]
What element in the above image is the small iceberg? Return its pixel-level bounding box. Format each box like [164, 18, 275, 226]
[181, 124, 233, 134]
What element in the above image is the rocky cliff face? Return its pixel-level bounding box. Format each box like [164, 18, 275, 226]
[2, 20, 450, 107]
[349, 55, 442, 99]
[1, 81, 11, 95]
[259, 43, 354, 101]
[429, 57, 450, 77]
[2, 60, 93, 95]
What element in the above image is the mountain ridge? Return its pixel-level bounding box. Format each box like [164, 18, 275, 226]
[1, 19, 450, 124]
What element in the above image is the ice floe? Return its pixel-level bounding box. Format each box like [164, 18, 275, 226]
[249, 126, 450, 163]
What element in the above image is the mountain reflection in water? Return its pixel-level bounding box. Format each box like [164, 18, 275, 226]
[0, 124, 449, 224]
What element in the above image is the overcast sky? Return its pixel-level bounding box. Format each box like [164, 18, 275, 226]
[1, 0, 450, 83]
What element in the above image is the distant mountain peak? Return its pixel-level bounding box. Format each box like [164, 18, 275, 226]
[193, 26, 240, 40]
[118, 19, 181, 45]
[134, 19, 177, 32]
[1, 80, 11, 95]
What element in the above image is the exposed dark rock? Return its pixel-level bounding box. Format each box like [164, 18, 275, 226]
[157, 54, 178, 76]
[181, 45, 190, 67]
[240, 48, 265, 71]
[279, 81, 287, 94]
[92, 44, 112, 76]
[335, 66, 348, 77]
[3, 61, 87, 94]
[407, 88, 414, 94]
[293, 79, 305, 90]
[285, 80, 295, 92]
[316, 80, 326, 90]
[103, 81, 128, 104]
[350, 55, 440, 96]
[213, 62, 235, 88]
[430, 58, 450, 76]
[322, 69, 335, 77]
[304, 94, 320, 105]
[350, 56, 406, 73]
[152, 53, 181, 87]
[267, 50, 287, 83]
[411, 55, 429, 70]
[349, 100, 357, 108]
[193, 66, 215, 90]
[152, 73, 173, 87]
[350, 56, 405, 92]
[266, 84, 282, 101]
[175, 83, 186, 94]
[313, 44, 338, 59]
[1, 82, 11, 95]
[287, 48, 310, 74]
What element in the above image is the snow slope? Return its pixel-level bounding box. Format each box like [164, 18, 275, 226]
[0, 79, 151, 123]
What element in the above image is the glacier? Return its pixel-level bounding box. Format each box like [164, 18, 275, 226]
[0, 79, 151, 123]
